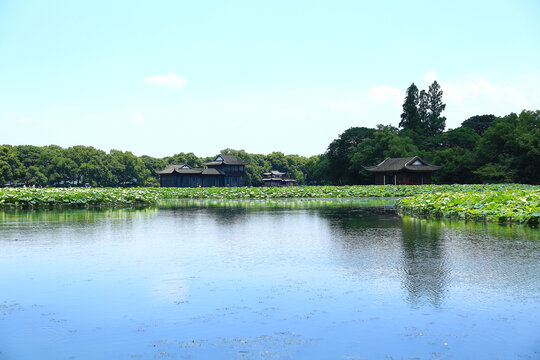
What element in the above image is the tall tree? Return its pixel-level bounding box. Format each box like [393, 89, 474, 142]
[425, 80, 446, 136]
[399, 83, 420, 132]
[418, 89, 429, 132]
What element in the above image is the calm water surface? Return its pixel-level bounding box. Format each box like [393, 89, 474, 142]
[0, 200, 539, 359]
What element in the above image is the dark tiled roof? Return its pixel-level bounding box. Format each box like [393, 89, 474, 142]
[156, 164, 228, 176]
[176, 169, 205, 174]
[155, 164, 208, 175]
[364, 156, 442, 173]
[155, 164, 190, 175]
[203, 154, 249, 166]
[202, 168, 224, 175]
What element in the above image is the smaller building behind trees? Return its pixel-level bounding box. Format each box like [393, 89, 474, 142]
[262, 170, 296, 186]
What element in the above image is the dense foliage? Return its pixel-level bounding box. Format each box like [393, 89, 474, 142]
[0, 145, 321, 187]
[321, 110, 539, 185]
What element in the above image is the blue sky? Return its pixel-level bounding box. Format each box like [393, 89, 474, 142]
[1, 0, 539, 157]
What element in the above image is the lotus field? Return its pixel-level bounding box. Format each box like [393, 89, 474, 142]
[397, 189, 540, 225]
[0, 184, 538, 225]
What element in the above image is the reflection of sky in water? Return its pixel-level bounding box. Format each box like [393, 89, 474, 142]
[0, 206, 539, 359]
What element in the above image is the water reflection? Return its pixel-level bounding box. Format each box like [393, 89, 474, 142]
[0, 207, 158, 224]
[157, 198, 398, 227]
[410, 216, 539, 241]
[156, 197, 397, 210]
[399, 217, 449, 308]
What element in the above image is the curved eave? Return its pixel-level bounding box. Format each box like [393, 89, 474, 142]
[364, 166, 442, 173]
[204, 161, 250, 166]
[403, 165, 443, 172]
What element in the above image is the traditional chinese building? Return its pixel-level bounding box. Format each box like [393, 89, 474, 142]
[363, 156, 441, 185]
[262, 170, 296, 187]
[156, 154, 248, 187]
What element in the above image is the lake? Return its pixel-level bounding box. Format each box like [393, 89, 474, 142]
[1, 199, 539, 359]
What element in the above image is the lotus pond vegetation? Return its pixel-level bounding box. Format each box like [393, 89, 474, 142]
[0, 184, 538, 225]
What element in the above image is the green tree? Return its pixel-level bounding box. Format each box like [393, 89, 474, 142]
[443, 127, 480, 151]
[165, 152, 203, 168]
[432, 148, 475, 184]
[25, 166, 47, 186]
[399, 83, 421, 132]
[461, 114, 495, 135]
[326, 127, 376, 184]
[66, 146, 107, 185]
[303, 155, 326, 185]
[424, 81, 446, 136]
[0, 145, 22, 185]
[475, 110, 540, 184]
[107, 150, 150, 186]
[349, 125, 418, 184]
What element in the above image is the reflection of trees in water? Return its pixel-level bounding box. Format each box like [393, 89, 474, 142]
[205, 207, 250, 226]
[0, 208, 160, 244]
[317, 208, 404, 280]
[400, 217, 449, 308]
[318, 207, 401, 233]
[163, 206, 255, 227]
[0, 208, 158, 223]
[162, 202, 399, 227]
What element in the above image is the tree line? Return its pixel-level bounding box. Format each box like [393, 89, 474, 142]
[1, 81, 538, 186]
[0, 144, 322, 187]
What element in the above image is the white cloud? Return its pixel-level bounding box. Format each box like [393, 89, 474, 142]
[329, 101, 357, 111]
[142, 72, 187, 88]
[367, 85, 403, 106]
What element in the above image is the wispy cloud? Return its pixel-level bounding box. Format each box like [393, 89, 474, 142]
[142, 73, 187, 88]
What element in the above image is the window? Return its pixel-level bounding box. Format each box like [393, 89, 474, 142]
[412, 160, 423, 166]
[181, 165, 190, 169]
[216, 156, 223, 161]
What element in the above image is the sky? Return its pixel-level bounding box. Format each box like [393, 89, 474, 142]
[1, 0, 539, 158]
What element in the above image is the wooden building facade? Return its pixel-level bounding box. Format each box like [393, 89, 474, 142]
[364, 157, 442, 185]
[156, 154, 248, 188]
[203, 154, 249, 187]
[262, 170, 296, 187]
